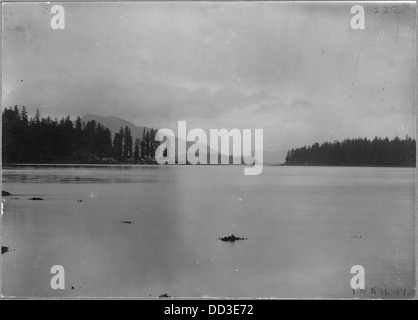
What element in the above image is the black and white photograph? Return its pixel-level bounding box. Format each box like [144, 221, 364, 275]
[1, 1, 416, 300]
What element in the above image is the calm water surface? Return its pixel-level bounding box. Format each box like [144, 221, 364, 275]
[1, 165, 415, 298]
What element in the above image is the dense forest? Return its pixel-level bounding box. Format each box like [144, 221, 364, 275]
[284, 137, 416, 167]
[3, 106, 416, 167]
[2, 106, 159, 164]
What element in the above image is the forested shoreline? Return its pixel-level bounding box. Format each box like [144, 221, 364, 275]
[3, 106, 416, 167]
[2, 106, 159, 164]
[284, 137, 416, 167]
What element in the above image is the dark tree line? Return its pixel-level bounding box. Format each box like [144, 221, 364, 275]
[112, 127, 159, 162]
[284, 136, 416, 167]
[2, 106, 159, 164]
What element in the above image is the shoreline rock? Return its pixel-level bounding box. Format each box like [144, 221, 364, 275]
[1, 246, 13, 255]
[2, 191, 11, 196]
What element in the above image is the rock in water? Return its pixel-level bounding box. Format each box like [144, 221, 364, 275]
[218, 234, 248, 242]
[1, 246, 11, 255]
[2, 191, 11, 196]
[29, 197, 44, 200]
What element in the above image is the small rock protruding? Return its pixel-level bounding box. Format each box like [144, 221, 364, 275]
[1, 246, 14, 255]
[218, 234, 248, 242]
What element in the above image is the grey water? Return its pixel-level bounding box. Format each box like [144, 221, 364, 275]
[1, 165, 415, 298]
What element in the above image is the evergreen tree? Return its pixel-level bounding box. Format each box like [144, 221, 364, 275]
[21, 106, 29, 125]
[145, 130, 150, 158]
[134, 138, 140, 160]
[1, 106, 119, 163]
[149, 128, 156, 158]
[34, 108, 41, 125]
[113, 127, 124, 161]
[75, 116, 83, 131]
[123, 126, 133, 159]
[284, 137, 416, 167]
[140, 128, 146, 159]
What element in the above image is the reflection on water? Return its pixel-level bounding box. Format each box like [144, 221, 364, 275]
[3, 173, 169, 184]
[2, 164, 173, 184]
[1, 165, 415, 298]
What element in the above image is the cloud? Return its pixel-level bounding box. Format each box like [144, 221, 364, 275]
[2, 2, 415, 153]
[289, 99, 313, 110]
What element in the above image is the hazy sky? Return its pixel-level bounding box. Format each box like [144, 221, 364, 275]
[2, 2, 416, 153]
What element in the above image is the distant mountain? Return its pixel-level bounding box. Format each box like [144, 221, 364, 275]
[82, 114, 220, 160]
[263, 150, 286, 165]
[81, 114, 272, 164]
[81, 114, 150, 141]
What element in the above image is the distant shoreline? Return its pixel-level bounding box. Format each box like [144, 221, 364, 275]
[2, 162, 253, 166]
[2, 162, 415, 168]
[278, 164, 416, 168]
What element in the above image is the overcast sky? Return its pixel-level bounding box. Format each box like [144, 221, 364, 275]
[2, 2, 416, 153]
